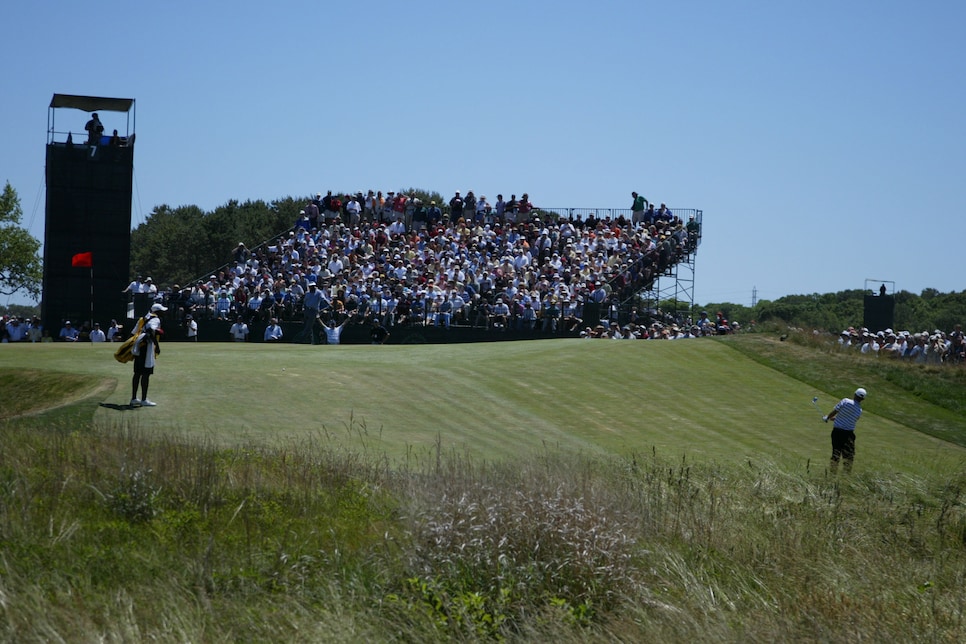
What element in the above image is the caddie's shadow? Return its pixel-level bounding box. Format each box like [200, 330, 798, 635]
[99, 402, 139, 412]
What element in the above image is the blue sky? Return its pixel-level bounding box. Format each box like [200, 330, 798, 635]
[3, 1, 964, 307]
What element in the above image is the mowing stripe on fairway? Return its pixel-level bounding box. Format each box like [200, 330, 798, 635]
[1, 340, 963, 475]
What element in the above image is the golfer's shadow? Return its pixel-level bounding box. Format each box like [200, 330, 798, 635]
[99, 402, 139, 411]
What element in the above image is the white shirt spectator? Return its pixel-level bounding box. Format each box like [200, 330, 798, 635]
[346, 199, 362, 220]
[230, 321, 249, 342]
[327, 256, 344, 276]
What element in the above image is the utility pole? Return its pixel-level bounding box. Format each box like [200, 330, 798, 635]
[751, 286, 758, 308]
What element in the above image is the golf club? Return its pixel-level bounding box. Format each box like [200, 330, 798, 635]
[811, 396, 827, 421]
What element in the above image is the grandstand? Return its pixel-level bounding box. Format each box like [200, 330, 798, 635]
[151, 202, 705, 344]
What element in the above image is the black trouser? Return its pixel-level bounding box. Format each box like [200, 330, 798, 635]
[132, 351, 153, 400]
[830, 427, 856, 471]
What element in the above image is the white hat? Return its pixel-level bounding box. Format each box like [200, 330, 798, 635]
[854, 387, 867, 399]
[150, 303, 168, 312]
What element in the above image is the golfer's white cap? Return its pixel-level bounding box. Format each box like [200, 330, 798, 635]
[150, 303, 168, 312]
[854, 387, 867, 399]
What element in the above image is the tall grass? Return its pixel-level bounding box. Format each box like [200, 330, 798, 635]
[2, 412, 966, 642]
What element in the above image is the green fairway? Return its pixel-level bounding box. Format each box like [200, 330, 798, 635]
[3, 338, 963, 475]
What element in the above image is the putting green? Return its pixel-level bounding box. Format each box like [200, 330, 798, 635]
[2, 340, 962, 475]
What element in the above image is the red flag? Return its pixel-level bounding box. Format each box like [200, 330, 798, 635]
[71, 252, 93, 268]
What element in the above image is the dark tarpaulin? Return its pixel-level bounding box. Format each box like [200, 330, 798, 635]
[49, 94, 134, 113]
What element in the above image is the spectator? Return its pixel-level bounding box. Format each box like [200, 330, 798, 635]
[215, 292, 233, 320]
[519, 301, 537, 331]
[59, 321, 80, 342]
[463, 191, 477, 223]
[490, 298, 510, 329]
[27, 318, 43, 343]
[449, 191, 464, 222]
[143, 277, 159, 298]
[518, 193, 533, 221]
[860, 333, 879, 355]
[541, 296, 560, 333]
[122, 275, 146, 296]
[391, 192, 407, 224]
[435, 294, 454, 329]
[561, 297, 582, 332]
[89, 322, 106, 342]
[346, 195, 362, 227]
[425, 201, 442, 229]
[319, 314, 351, 345]
[305, 198, 320, 230]
[363, 190, 377, 223]
[370, 319, 390, 344]
[186, 315, 199, 341]
[230, 316, 249, 342]
[264, 318, 283, 342]
[85, 112, 104, 144]
[631, 191, 648, 224]
[505, 194, 519, 224]
[4, 317, 26, 342]
[405, 192, 421, 231]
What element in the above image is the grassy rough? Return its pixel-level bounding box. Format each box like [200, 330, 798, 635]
[1, 419, 965, 642]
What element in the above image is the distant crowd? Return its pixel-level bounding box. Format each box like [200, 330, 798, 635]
[836, 325, 965, 364]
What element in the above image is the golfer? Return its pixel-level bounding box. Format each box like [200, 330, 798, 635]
[823, 387, 866, 473]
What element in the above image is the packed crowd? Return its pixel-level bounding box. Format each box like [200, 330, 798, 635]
[836, 325, 966, 364]
[146, 190, 701, 336]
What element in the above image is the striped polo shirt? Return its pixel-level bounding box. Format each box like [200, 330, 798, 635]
[832, 398, 863, 431]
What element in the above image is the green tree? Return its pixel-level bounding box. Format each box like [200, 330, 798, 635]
[130, 204, 209, 287]
[203, 198, 297, 273]
[0, 303, 40, 319]
[129, 197, 300, 288]
[0, 182, 43, 299]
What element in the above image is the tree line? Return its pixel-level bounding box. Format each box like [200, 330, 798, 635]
[699, 289, 966, 335]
